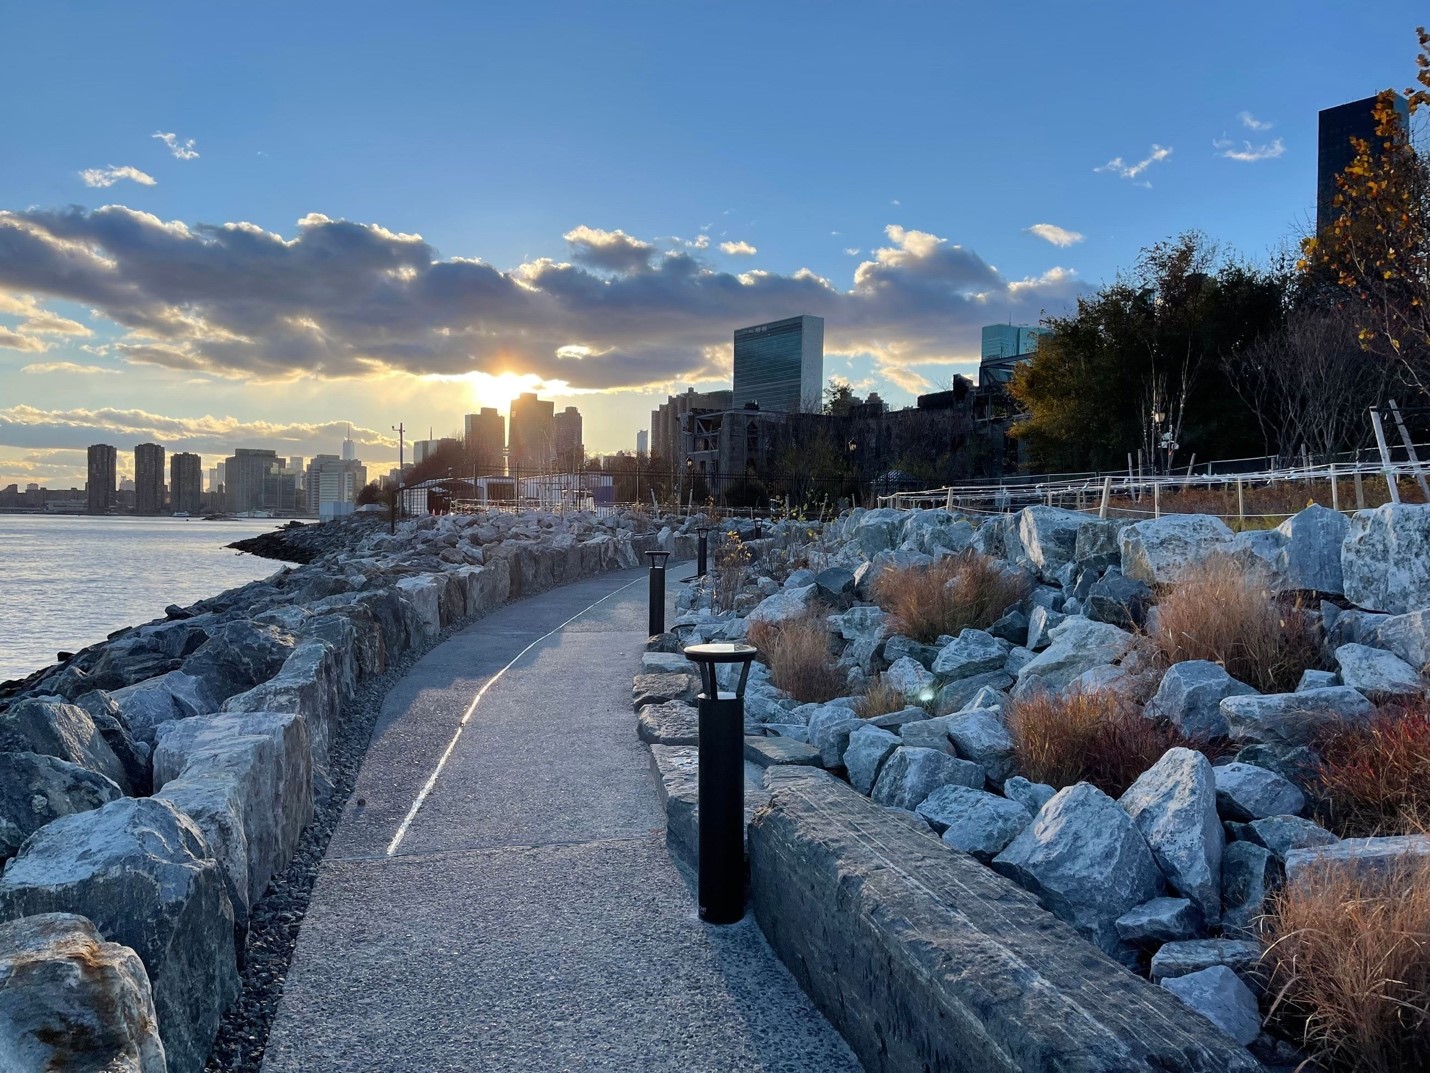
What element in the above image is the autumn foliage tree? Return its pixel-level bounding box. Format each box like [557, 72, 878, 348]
[1301, 27, 1430, 392]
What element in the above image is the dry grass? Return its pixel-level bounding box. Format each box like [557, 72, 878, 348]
[745, 608, 846, 704]
[1005, 688, 1217, 797]
[1148, 555, 1322, 694]
[871, 551, 1031, 645]
[854, 675, 909, 718]
[1262, 854, 1430, 1073]
[1312, 705, 1430, 838]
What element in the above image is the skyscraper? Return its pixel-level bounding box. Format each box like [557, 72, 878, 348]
[732, 315, 824, 413]
[224, 448, 279, 514]
[341, 423, 357, 462]
[508, 392, 555, 472]
[465, 408, 505, 474]
[1317, 91, 1411, 232]
[170, 452, 203, 514]
[979, 324, 1043, 387]
[134, 442, 166, 514]
[636, 430, 648, 456]
[306, 455, 367, 519]
[553, 406, 583, 467]
[86, 444, 116, 514]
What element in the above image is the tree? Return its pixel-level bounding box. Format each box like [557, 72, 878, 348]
[823, 378, 857, 416]
[355, 480, 383, 506]
[1301, 29, 1430, 392]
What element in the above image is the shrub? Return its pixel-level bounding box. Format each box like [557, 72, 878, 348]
[1262, 855, 1430, 1073]
[1149, 555, 1322, 694]
[745, 608, 846, 704]
[1312, 705, 1430, 837]
[1005, 688, 1211, 797]
[712, 532, 752, 613]
[871, 551, 1031, 644]
[854, 675, 908, 718]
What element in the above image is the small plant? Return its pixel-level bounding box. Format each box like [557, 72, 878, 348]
[871, 551, 1031, 644]
[1005, 688, 1209, 797]
[745, 607, 845, 704]
[854, 675, 908, 718]
[1149, 555, 1322, 694]
[1312, 704, 1430, 837]
[712, 531, 752, 613]
[1261, 853, 1430, 1073]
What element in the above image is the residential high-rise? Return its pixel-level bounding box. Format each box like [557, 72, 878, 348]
[636, 430, 648, 456]
[1317, 91, 1411, 232]
[979, 324, 1044, 387]
[134, 442, 166, 514]
[86, 444, 116, 514]
[224, 448, 279, 514]
[651, 388, 732, 462]
[732, 315, 824, 413]
[170, 452, 203, 515]
[508, 392, 555, 473]
[306, 455, 367, 519]
[465, 408, 505, 474]
[553, 406, 583, 467]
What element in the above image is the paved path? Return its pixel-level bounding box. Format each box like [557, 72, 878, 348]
[262, 566, 862, 1073]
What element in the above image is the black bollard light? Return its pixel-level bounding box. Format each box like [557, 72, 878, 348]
[695, 525, 712, 578]
[684, 641, 759, 925]
[645, 550, 670, 637]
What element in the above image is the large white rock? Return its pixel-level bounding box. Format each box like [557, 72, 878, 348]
[1160, 965, 1261, 1047]
[222, 639, 346, 786]
[0, 912, 166, 1073]
[154, 711, 313, 927]
[942, 707, 1017, 783]
[993, 782, 1164, 963]
[1013, 616, 1136, 695]
[1213, 762, 1305, 821]
[1334, 642, 1423, 699]
[0, 696, 130, 793]
[1366, 608, 1430, 671]
[1342, 503, 1430, 614]
[109, 671, 218, 744]
[1119, 515, 1234, 586]
[915, 784, 1031, 861]
[853, 508, 905, 556]
[901, 509, 975, 555]
[843, 726, 901, 794]
[1144, 661, 1258, 740]
[747, 584, 818, 626]
[1119, 748, 1224, 924]
[0, 752, 123, 863]
[883, 656, 935, 699]
[1285, 834, 1430, 885]
[0, 797, 238, 1073]
[1220, 687, 1374, 745]
[1275, 504, 1348, 594]
[1012, 506, 1088, 579]
[871, 746, 984, 809]
[395, 575, 443, 644]
[931, 628, 1007, 680]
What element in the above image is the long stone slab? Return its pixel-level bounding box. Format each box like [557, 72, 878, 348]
[749, 768, 1265, 1073]
[647, 744, 771, 870]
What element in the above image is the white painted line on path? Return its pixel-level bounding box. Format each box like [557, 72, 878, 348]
[386, 575, 644, 856]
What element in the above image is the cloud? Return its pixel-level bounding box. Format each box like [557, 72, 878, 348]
[843, 247, 861, 256]
[152, 131, 199, 160]
[0, 328, 47, 352]
[21, 361, 119, 375]
[1095, 144, 1172, 182]
[1238, 111, 1273, 132]
[78, 166, 157, 188]
[0, 206, 1083, 395]
[719, 240, 757, 256]
[1025, 223, 1085, 247]
[0, 293, 91, 337]
[1214, 137, 1285, 163]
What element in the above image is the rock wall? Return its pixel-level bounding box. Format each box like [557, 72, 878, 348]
[0, 507, 689, 1072]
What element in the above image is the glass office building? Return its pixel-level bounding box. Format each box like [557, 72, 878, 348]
[1317, 92, 1410, 232]
[732, 315, 824, 414]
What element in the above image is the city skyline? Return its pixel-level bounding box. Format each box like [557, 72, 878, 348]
[0, 3, 1424, 490]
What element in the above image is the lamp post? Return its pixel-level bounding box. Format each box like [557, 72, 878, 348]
[695, 525, 712, 579]
[645, 550, 670, 637]
[684, 641, 759, 925]
[1150, 410, 1165, 477]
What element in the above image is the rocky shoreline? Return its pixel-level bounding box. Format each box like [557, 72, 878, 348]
[0, 506, 707, 1073]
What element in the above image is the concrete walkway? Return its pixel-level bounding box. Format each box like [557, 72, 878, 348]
[262, 566, 862, 1073]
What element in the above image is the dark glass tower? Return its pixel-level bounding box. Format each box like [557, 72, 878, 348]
[1317, 92, 1411, 232]
[732, 315, 824, 414]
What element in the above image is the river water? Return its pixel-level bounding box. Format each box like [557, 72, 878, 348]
[0, 514, 285, 683]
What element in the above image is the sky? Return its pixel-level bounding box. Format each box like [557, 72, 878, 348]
[0, 1, 1424, 488]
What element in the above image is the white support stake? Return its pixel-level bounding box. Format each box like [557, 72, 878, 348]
[1153, 481, 1161, 519]
[1236, 478, 1244, 522]
[1329, 463, 1340, 512]
[1371, 408, 1401, 505]
[1098, 475, 1112, 519]
[1389, 399, 1430, 500]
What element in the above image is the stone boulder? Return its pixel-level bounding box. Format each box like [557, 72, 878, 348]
[1024, 604, 1064, 651]
[813, 567, 856, 610]
[1238, 815, 1338, 861]
[1220, 687, 1374, 745]
[1149, 938, 1262, 984]
[222, 640, 347, 783]
[0, 797, 239, 1073]
[394, 575, 443, 643]
[871, 746, 983, 810]
[1115, 897, 1203, 945]
[1160, 965, 1261, 1047]
[0, 752, 122, 863]
[941, 707, 1017, 783]
[901, 509, 975, 556]
[993, 783, 1163, 963]
[1342, 503, 1430, 614]
[882, 635, 942, 670]
[930, 628, 1007, 680]
[1118, 748, 1224, 925]
[1285, 834, 1430, 886]
[1119, 515, 1234, 586]
[933, 670, 1013, 714]
[747, 584, 817, 626]
[181, 619, 297, 702]
[1012, 506, 1087, 579]
[843, 726, 901, 794]
[1144, 661, 1258, 740]
[154, 712, 313, 929]
[1366, 608, 1430, 671]
[1013, 616, 1136, 695]
[1220, 841, 1279, 938]
[915, 784, 1030, 861]
[1074, 518, 1124, 573]
[883, 656, 935, 699]
[1085, 571, 1152, 630]
[1334, 642, 1423, 700]
[635, 701, 699, 746]
[1213, 762, 1305, 821]
[1275, 504, 1348, 594]
[71, 690, 151, 795]
[0, 696, 130, 793]
[0, 912, 166, 1073]
[109, 670, 217, 744]
[806, 705, 866, 769]
[853, 508, 905, 556]
[1003, 776, 1056, 816]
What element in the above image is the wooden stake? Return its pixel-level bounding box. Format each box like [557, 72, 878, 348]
[1329, 464, 1340, 512]
[1371, 408, 1402, 504]
[1153, 481, 1161, 519]
[1354, 468, 1366, 510]
[1098, 475, 1112, 519]
[1236, 478, 1244, 522]
[1388, 399, 1430, 500]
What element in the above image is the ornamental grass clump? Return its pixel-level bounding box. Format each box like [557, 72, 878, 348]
[871, 551, 1030, 645]
[1261, 854, 1430, 1073]
[1312, 704, 1430, 838]
[1149, 555, 1322, 694]
[1005, 688, 1205, 797]
[745, 608, 845, 704]
[854, 675, 908, 718]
